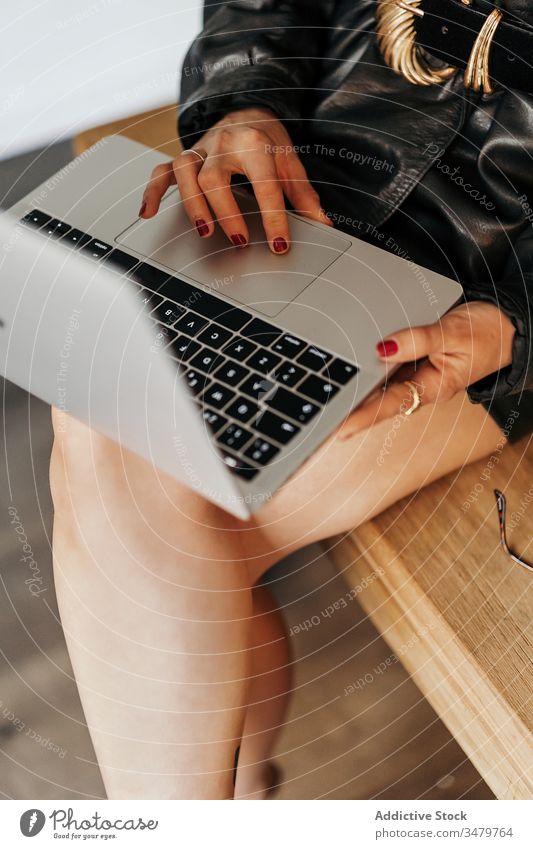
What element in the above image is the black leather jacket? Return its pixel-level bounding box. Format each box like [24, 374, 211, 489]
[178, 0, 533, 440]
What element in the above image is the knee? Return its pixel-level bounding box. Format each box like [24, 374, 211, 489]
[49, 410, 247, 561]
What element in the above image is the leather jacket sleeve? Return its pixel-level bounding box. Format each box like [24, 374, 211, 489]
[465, 226, 533, 402]
[178, 0, 331, 146]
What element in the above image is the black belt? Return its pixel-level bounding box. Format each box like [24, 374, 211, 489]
[415, 0, 533, 95]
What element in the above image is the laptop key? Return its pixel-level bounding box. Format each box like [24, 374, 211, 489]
[225, 397, 260, 423]
[240, 375, 276, 402]
[272, 334, 306, 357]
[298, 375, 340, 404]
[181, 287, 227, 318]
[175, 313, 209, 336]
[42, 218, 71, 238]
[150, 325, 177, 352]
[202, 409, 227, 435]
[324, 358, 359, 385]
[61, 228, 92, 249]
[130, 262, 173, 292]
[81, 238, 112, 260]
[154, 300, 186, 326]
[103, 248, 139, 273]
[246, 350, 281, 375]
[220, 452, 260, 481]
[191, 292, 251, 330]
[244, 437, 280, 465]
[214, 361, 249, 387]
[275, 362, 305, 387]
[197, 323, 233, 349]
[213, 307, 252, 331]
[255, 411, 300, 445]
[136, 288, 164, 312]
[217, 423, 253, 452]
[185, 370, 210, 396]
[202, 383, 236, 410]
[266, 387, 319, 424]
[190, 348, 224, 375]
[21, 209, 51, 228]
[223, 338, 257, 362]
[168, 335, 201, 362]
[241, 318, 282, 346]
[297, 345, 333, 371]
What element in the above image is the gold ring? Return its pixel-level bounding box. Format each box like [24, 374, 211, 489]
[182, 148, 206, 165]
[403, 380, 422, 416]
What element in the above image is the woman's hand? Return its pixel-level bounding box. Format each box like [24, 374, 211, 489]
[338, 301, 516, 439]
[140, 107, 331, 253]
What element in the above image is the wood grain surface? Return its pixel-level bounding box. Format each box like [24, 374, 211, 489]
[330, 436, 533, 799]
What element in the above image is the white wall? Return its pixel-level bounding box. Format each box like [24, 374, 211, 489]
[0, 0, 202, 159]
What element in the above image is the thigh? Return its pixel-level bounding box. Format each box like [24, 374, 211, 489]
[244, 392, 505, 584]
[50, 409, 249, 582]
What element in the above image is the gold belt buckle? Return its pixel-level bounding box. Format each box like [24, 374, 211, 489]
[377, 0, 503, 94]
[376, 0, 455, 86]
[464, 8, 503, 95]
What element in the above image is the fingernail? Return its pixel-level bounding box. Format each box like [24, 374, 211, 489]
[231, 234, 247, 247]
[138, 201, 146, 217]
[195, 218, 209, 237]
[376, 339, 398, 357]
[273, 236, 288, 253]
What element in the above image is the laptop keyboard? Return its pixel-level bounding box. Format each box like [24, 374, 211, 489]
[21, 209, 359, 481]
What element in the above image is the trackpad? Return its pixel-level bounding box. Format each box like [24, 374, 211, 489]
[116, 189, 351, 318]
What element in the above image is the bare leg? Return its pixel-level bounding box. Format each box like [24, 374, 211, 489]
[50, 415, 253, 799]
[234, 586, 291, 799]
[50, 393, 504, 798]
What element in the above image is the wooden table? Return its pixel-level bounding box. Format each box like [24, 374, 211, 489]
[330, 436, 533, 800]
[75, 108, 533, 801]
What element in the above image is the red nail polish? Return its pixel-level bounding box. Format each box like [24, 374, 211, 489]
[138, 202, 146, 217]
[231, 234, 247, 247]
[273, 236, 288, 253]
[376, 339, 398, 357]
[195, 218, 209, 237]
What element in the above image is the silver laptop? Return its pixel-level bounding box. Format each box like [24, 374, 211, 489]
[0, 135, 462, 519]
